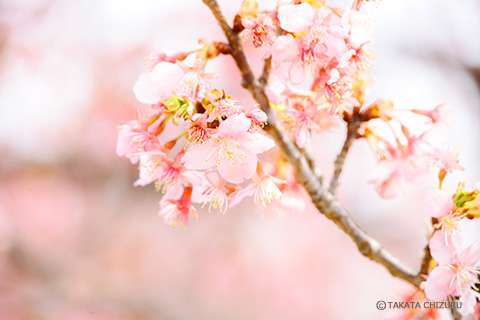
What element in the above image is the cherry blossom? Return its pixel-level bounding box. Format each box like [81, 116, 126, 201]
[159, 187, 198, 229]
[198, 171, 233, 213]
[412, 103, 451, 127]
[133, 62, 184, 104]
[229, 173, 284, 208]
[425, 242, 480, 316]
[182, 113, 275, 184]
[277, 3, 315, 33]
[430, 143, 465, 174]
[116, 117, 166, 164]
[175, 58, 215, 99]
[241, 14, 277, 49]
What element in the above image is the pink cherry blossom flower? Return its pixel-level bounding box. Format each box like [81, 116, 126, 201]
[424, 189, 455, 219]
[368, 156, 425, 199]
[412, 103, 451, 127]
[430, 143, 465, 174]
[255, 164, 309, 215]
[134, 151, 202, 193]
[241, 14, 277, 49]
[229, 173, 285, 208]
[278, 3, 315, 33]
[144, 50, 190, 71]
[186, 113, 211, 144]
[425, 242, 480, 316]
[368, 143, 430, 199]
[270, 22, 332, 84]
[199, 171, 232, 213]
[175, 58, 216, 99]
[318, 68, 359, 115]
[425, 189, 465, 264]
[284, 97, 321, 148]
[133, 62, 184, 104]
[367, 128, 432, 199]
[134, 153, 169, 188]
[271, 35, 306, 84]
[251, 174, 284, 207]
[244, 104, 267, 130]
[159, 187, 198, 229]
[342, 6, 374, 48]
[352, 0, 377, 11]
[182, 113, 275, 184]
[338, 43, 374, 74]
[116, 118, 166, 164]
[205, 92, 241, 121]
[429, 231, 463, 267]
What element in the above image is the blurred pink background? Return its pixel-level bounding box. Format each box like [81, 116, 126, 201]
[1, 0, 479, 319]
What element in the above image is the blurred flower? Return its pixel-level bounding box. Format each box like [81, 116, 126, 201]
[134, 62, 184, 104]
[278, 3, 314, 33]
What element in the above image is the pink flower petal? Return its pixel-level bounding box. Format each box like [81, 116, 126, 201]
[182, 141, 218, 170]
[217, 148, 258, 184]
[218, 113, 251, 138]
[229, 184, 256, 208]
[458, 290, 478, 316]
[271, 35, 299, 62]
[423, 189, 453, 218]
[278, 3, 314, 33]
[295, 126, 309, 148]
[424, 266, 455, 301]
[237, 132, 275, 154]
[133, 62, 184, 104]
[458, 241, 480, 267]
[289, 61, 306, 85]
[429, 230, 458, 265]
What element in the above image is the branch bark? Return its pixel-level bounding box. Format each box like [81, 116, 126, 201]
[202, 0, 423, 289]
[329, 111, 360, 195]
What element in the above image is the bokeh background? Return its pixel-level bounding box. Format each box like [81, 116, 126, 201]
[1, 0, 480, 319]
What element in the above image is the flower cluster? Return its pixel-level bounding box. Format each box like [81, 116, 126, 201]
[117, 32, 301, 227]
[118, 0, 480, 315]
[117, 0, 386, 226]
[361, 102, 463, 199]
[255, 0, 376, 147]
[117, 0, 471, 232]
[423, 183, 480, 316]
[240, 0, 462, 200]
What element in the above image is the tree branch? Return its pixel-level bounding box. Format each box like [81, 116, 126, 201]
[419, 242, 432, 276]
[202, 0, 423, 289]
[303, 143, 325, 185]
[258, 56, 271, 87]
[329, 110, 361, 195]
[420, 218, 436, 276]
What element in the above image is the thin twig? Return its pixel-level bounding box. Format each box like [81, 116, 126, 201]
[303, 144, 325, 185]
[329, 111, 360, 195]
[202, 0, 423, 289]
[451, 306, 463, 320]
[420, 218, 436, 276]
[419, 243, 432, 276]
[258, 57, 271, 87]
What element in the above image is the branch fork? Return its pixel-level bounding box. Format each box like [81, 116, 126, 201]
[202, 0, 424, 289]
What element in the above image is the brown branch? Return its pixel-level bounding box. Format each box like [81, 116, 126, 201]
[329, 111, 361, 195]
[419, 243, 432, 276]
[303, 144, 325, 185]
[202, 0, 423, 289]
[420, 218, 436, 276]
[451, 306, 463, 320]
[258, 56, 271, 87]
